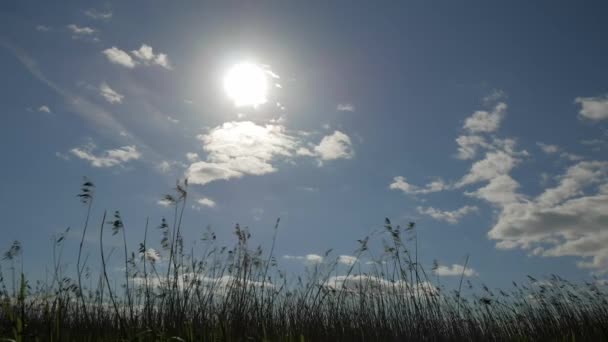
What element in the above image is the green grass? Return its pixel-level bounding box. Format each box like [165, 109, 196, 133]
[1, 178, 607, 341]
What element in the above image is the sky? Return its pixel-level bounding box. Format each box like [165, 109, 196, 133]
[1, 1, 608, 288]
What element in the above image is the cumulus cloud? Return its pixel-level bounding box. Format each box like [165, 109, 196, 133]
[186, 152, 199, 162]
[186, 121, 297, 185]
[434, 263, 478, 277]
[463, 102, 506, 133]
[337, 103, 355, 112]
[185, 123, 355, 185]
[416, 205, 478, 224]
[481, 161, 608, 274]
[313, 131, 354, 162]
[283, 254, 324, 264]
[70, 143, 140, 168]
[99, 82, 124, 104]
[389, 176, 448, 195]
[131, 44, 172, 69]
[457, 151, 519, 188]
[197, 197, 216, 208]
[84, 9, 112, 20]
[102, 47, 136, 68]
[465, 175, 523, 206]
[337, 255, 358, 266]
[575, 95, 608, 121]
[455, 135, 489, 160]
[38, 105, 51, 113]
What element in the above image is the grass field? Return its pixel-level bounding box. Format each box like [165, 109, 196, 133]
[1, 179, 607, 341]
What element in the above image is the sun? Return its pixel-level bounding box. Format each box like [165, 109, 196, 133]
[223, 62, 269, 108]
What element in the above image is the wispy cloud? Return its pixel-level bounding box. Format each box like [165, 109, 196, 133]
[283, 254, 324, 264]
[434, 263, 478, 277]
[84, 9, 112, 20]
[416, 205, 478, 224]
[36, 25, 51, 32]
[70, 143, 141, 168]
[197, 197, 216, 208]
[67, 24, 96, 35]
[2, 39, 132, 139]
[99, 83, 124, 104]
[337, 103, 355, 112]
[389, 176, 448, 195]
[337, 255, 358, 266]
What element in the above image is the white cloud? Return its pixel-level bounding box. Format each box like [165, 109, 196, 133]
[575, 95, 608, 121]
[55, 152, 70, 160]
[537, 143, 583, 161]
[313, 131, 354, 162]
[416, 205, 478, 224]
[337, 255, 358, 266]
[157, 198, 172, 207]
[537, 142, 560, 154]
[185, 161, 243, 185]
[482, 89, 507, 105]
[463, 102, 506, 133]
[102, 47, 136, 68]
[141, 248, 161, 263]
[185, 123, 355, 185]
[455, 135, 488, 160]
[457, 151, 519, 188]
[70, 143, 141, 168]
[167, 116, 179, 124]
[67, 24, 96, 35]
[157, 160, 172, 173]
[99, 83, 124, 104]
[434, 263, 478, 277]
[197, 197, 216, 208]
[283, 254, 324, 264]
[481, 161, 608, 274]
[465, 175, 523, 206]
[186, 152, 199, 162]
[337, 103, 355, 112]
[389, 176, 449, 195]
[131, 44, 172, 70]
[84, 9, 112, 20]
[186, 121, 297, 185]
[323, 275, 438, 297]
[38, 105, 51, 113]
[36, 25, 50, 32]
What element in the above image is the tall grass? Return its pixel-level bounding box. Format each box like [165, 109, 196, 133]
[1, 178, 608, 341]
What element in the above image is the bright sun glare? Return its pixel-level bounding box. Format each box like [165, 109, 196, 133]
[223, 62, 268, 107]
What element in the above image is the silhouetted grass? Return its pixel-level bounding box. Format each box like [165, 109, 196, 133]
[1, 178, 608, 341]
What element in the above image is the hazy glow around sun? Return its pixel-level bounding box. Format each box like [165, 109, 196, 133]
[223, 62, 269, 107]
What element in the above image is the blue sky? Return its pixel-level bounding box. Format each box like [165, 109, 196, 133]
[1, 1, 608, 288]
